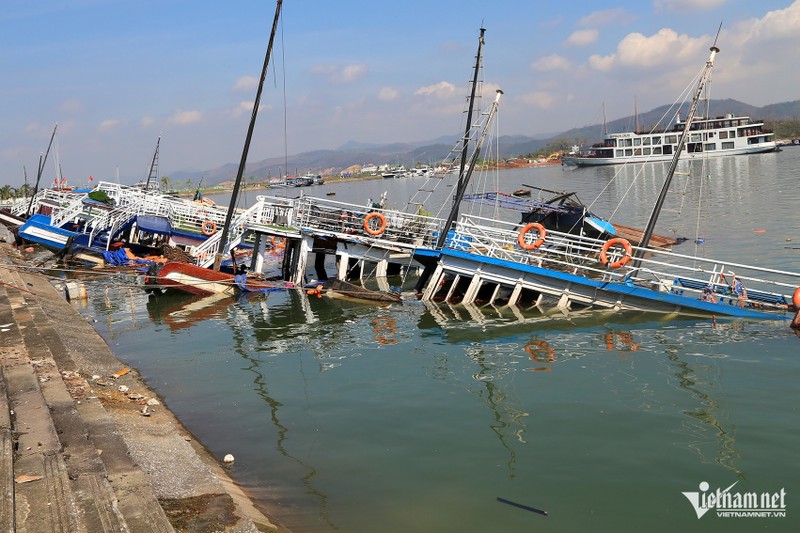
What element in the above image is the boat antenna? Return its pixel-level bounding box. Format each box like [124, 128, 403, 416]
[436, 27, 486, 249]
[27, 123, 58, 216]
[633, 32, 720, 263]
[214, 0, 283, 270]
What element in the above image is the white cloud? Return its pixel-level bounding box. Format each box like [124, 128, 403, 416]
[230, 100, 270, 118]
[415, 81, 457, 99]
[378, 87, 400, 101]
[588, 28, 705, 71]
[336, 64, 368, 83]
[310, 63, 368, 84]
[653, 0, 728, 12]
[59, 98, 84, 114]
[233, 75, 258, 92]
[578, 9, 635, 26]
[140, 116, 155, 127]
[740, 1, 800, 43]
[168, 109, 202, 125]
[531, 54, 573, 71]
[565, 29, 599, 47]
[99, 119, 122, 131]
[520, 91, 557, 110]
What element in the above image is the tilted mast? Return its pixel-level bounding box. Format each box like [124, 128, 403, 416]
[27, 123, 58, 216]
[634, 33, 720, 261]
[436, 27, 486, 249]
[144, 134, 161, 191]
[214, 0, 283, 270]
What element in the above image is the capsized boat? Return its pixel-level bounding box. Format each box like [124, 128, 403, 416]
[145, 261, 293, 296]
[306, 278, 402, 304]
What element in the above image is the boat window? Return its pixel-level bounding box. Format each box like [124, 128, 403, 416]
[653, 146, 662, 155]
[652, 136, 662, 145]
[624, 148, 633, 156]
[616, 149, 624, 157]
[663, 145, 673, 155]
[665, 135, 677, 144]
[722, 141, 734, 149]
[643, 147, 651, 155]
[690, 133, 702, 142]
[704, 143, 716, 151]
[634, 148, 642, 156]
[719, 131, 728, 139]
[633, 138, 641, 146]
[621, 138, 632, 147]
[642, 137, 651, 145]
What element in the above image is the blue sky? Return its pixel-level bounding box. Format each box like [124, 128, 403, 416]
[2, 0, 798, 187]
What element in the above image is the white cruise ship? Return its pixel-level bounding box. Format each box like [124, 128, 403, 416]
[563, 113, 777, 166]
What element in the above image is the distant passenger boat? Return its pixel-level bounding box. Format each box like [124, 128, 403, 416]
[563, 113, 777, 166]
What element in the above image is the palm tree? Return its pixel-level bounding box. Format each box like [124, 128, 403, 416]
[161, 175, 171, 192]
[0, 184, 12, 200]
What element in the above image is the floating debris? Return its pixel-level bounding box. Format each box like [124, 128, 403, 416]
[223, 454, 235, 463]
[111, 368, 130, 379]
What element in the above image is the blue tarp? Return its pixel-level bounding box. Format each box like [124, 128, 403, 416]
[135, 215, 173, 235]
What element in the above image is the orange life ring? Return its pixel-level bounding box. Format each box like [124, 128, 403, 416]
[793, 287, 800, 309]
[524, 340, 555, 363]
[201, 220, 217, 236]
[517, 222, 547, 251]
[599, 237, 633, 268]
[363, 212, 387, 236]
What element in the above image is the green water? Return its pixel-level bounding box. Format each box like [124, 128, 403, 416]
[78, 151, 800, 531]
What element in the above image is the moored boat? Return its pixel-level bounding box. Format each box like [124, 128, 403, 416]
[563, 113, 777, 166]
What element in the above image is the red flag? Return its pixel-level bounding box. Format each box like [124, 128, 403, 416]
[89, 175, 93, 181]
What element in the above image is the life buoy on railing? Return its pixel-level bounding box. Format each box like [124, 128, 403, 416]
[363, 212, 387, 236]
[599, 237, 633, 268]
[201, 220, 217, 236]
[793, 287, 800, 309]
[517, 222, 547, 251]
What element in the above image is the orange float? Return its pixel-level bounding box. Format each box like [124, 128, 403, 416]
[599, 237, 633, 269]
[363, 212, 387, 236]
[517, 223, 547, 251]
[201, 220, 217, 236]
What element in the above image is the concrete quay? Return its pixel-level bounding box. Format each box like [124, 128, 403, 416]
[0, 242, 284, 532]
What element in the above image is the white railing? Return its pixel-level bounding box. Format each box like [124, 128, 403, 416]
[454, 213, 800, 311]
[295, 195, 442, 248]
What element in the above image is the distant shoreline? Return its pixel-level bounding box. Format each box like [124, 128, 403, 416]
[175, 159, 560, 197]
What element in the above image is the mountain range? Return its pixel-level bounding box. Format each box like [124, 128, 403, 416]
[169, 98, 800, 184]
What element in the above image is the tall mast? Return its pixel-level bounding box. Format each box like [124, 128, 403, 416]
[436, 27, 486, 249]
[634, 35, 720, 261]
[214, 0, 283, 270]
[27, 123, 58, 216]
[145, 133, 161, 190]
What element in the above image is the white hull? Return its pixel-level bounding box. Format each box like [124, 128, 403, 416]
[564, 142, 777, 166]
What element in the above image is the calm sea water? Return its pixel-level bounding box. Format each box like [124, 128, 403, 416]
[77, 150, 800, 532]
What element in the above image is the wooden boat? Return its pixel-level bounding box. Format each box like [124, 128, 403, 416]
[148, 1, 286, 296]
[145, 261, 292, 296]
[512, 189, 531, 197]
[309, 279, 401, 304]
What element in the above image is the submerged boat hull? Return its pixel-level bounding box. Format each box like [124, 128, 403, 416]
[146, 261, 290, 296]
